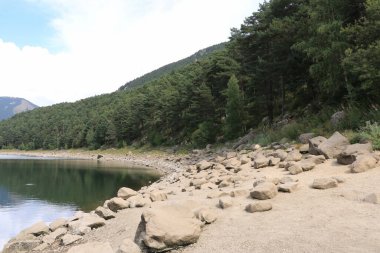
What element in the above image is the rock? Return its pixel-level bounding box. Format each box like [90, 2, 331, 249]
[195, 208, 218, 224]
[299, 144, 309, 154]
[69, 214, 106, 231]
[286, 150, 303, 162]
[67, 241, 114, 253]
[207, 191, 229, 199]
[230, 188, 249, 198]
[128, 195, 151, 208]
[250, 182, 278, 200]
[288, 164, 303, 175]
[308, 136, 327, 155]
[278, 182, 298, 193]
[330, 111, 345, 127]
[299, 133, 315, 144]
[306, 155, 326, 164]
[239, 155, 251, 165]
[42, 227, 67, 245]
[49, 218, 67, 232]
[245, 201, 272, 213]
[224, 157, 242, 170]
[117, 187, 138, 200]
[150, 190, 168, 202]
[351, 154, 378, 173]
[279, 176, 297, 184]
[214, 156, 225, 163]
[2, 240, 41, 253]
[200, 182, 218, 190]
[269, 156, 281, 166]
[190, 178, 207, 188]
[272, 150, 288, 161]
[33, 242, 49, 251]
[337, 143, 373, 165]
[252, 178, 267, 187]
[218, 180, 230, 188]
[19, 221, 49, 237]
[107, 197, 129, 212]
[219, 197, 233, 209]
[363, 193, 380, 204]
[316, 132, 350, 159]
[226, 152, 237, 159]
[311, 178, 338, 189]
[117, 239, 142, 253]
[299, 161, 315, 171]
[61, 234, 82, 246]
[254, 154, 270, 169]
[138, 204, 202, 251]
[95, 206, 116, 220]
[332, 176, 346, 183]
[196, 160, 213, 171]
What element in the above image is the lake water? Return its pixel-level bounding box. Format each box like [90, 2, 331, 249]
[0, 155, 160, 249]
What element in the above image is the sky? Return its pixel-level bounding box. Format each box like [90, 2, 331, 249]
[0, 0, 262, 106]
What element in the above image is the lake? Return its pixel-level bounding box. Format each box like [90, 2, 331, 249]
[0, 154, 160, 249]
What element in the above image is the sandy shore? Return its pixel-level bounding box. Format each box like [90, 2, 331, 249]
[2, 144, 380, 253]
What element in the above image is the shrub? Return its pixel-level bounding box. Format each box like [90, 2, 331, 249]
[359, 121, 380, 150]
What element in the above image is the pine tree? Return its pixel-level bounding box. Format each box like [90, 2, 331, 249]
[224, 75, 245, 140]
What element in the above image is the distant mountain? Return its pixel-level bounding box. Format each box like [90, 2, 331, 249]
[0, 97, 38, 121]
[118, 42, 226, 91]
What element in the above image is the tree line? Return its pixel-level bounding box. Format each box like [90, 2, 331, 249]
[0, 0, 378, 150]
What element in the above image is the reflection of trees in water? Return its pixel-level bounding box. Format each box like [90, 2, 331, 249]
[0, 159, 160, 211]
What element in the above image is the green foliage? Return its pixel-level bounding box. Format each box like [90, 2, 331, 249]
[359, 121, 380, 150]
[191, 121, 216, 147]
[224, 75, 245, 140]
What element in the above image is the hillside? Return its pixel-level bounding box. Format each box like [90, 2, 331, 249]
[0, 0, 379, 151]
[118, 43, 226, 91]
[0, 97, 38, 121]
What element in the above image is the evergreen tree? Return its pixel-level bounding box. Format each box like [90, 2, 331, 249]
[224, 75, 245, 140]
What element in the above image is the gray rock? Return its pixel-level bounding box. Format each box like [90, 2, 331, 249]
[42, 227, 67, 245]
[138, 204, 202, 251]
[279, 176, 297, 184]
[331, 111, 345, 127]
[311, 178, 338, 189]
[150, 190, 168, 202]
[363, 193, 380, 204]
[351, 154, 378, 173]
[254, 154, 270, 169]
[300, 161, 315, 171]
[49, 218, 67, 232]
[68, 214, 105, 231]
[337, 143, 373, 165]
[230, 188, 249, 198]
[286, 150, 303, 162]
[219, 197, 233, 209]
[306, 155, 326, 164]
[272, 150, 288, 161]
[278, 182, 298, 193]
[250, 182, 278, 200]
[316, 132, 350, 159]
[195, 208, 218, 224]
[20, 221, 49, 237]
[299, 133, 315, 144]
[61, 234, 82, 246]
[196, 160, 213, 171]
[308, 136, 327, 155]
[299, 144, 309, 154]
[107, 197, 129, 212]
[245, 201, 272, 213]
[2, 240, 41, 253]
[117, 239, 142, 253]
[95, 206, 116, 220]
[269, 156, 281, 166]
[190, 178, 207, 188]
[288, 164, 303, 175]
[67, 241, 114, 253]
[117, 187, 138, 200]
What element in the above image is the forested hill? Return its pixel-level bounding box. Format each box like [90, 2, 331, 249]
[118, 43, 226, 91]
[0, 0, 379, 151]
[0, 97, 38, 121]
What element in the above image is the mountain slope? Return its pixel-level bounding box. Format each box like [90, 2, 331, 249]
[118, 43, 226, 91]
[0, 97, 38, 121]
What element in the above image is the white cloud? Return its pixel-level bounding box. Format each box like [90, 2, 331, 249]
[1, 0, 261, 106]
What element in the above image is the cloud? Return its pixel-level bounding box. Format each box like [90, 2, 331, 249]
[1, 0, 260, 106]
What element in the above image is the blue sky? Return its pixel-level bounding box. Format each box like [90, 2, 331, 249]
[0, 0, 262, 106]
[0, 0, 57, 49]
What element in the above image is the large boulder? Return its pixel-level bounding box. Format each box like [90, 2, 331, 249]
[95, 206, 116, 220]
[250, 182, 278, 200]
[150, 190, 168, 202]
[351, 154, 378, 173]
[137, 204, 202, 251]
[68, 213, 106, 231]
[2, 240, 41, 253]
[19, 221, 49, 237]
[288, 164, 303, 175]
[117, 187, 139, 200]
[254, 154, 270, 169]
[286, 150, 303, 162]
[337, 143, 373, 165]
[67, 241, 114, 253]
[49, 218, 67, 232]
[61, 234, 83, 246]
[315, 132, 350, 159]
[219, 197, 233, 209]
[308, 136, 327, 155]
[42, 227, 67, 245]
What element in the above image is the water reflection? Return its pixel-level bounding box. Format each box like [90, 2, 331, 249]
[0, 155, 160, 249]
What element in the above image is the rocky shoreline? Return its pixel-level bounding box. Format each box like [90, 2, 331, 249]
[2, 132, 380, 253]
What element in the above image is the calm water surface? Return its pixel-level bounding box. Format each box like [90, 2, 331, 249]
[0, 155, 160, 248]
